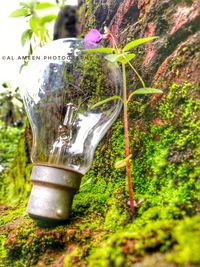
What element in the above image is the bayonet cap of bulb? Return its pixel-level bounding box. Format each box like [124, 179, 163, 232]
[27, 165, 82, 222]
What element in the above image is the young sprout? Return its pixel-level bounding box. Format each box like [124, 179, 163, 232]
[84, 27, 162, 216]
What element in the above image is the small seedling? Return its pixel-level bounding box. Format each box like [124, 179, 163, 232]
[85, 27, 162, 216]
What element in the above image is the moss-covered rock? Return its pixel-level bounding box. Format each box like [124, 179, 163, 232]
[88, 216, 200, 267]
[1, 81, 200, 266]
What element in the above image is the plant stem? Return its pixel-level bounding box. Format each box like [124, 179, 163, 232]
[122, 62, 135, 215]
[128, 62, 146, 88]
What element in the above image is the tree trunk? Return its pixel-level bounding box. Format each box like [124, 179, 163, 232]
[79, 0, 200, 86]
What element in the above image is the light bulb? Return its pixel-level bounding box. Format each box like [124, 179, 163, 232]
[21, 38, 122, 221]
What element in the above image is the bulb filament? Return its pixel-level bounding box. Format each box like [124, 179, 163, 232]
[48, 103, 77, 164]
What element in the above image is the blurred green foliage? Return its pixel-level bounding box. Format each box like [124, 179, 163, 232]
[10, 0, 59, 54]
[0, 82, 24, 127]
[0, 119, 32, 205]
[0, 82, 31, 204]
[0, 120, 22, 172]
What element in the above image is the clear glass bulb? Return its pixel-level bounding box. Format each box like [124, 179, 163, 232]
[21, 38, 122, 221]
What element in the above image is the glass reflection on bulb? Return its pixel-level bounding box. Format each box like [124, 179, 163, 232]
[21, 38, 122, 221]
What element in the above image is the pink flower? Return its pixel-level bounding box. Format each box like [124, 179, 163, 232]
[84, 29, 102, 48]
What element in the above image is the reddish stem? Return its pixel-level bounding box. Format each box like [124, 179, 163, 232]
[107, 29, 135, 215]
[124, 110, 135, 214]
[122, 63, 135, 215]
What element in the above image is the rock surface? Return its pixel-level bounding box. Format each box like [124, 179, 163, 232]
[79, 0, 200, 86]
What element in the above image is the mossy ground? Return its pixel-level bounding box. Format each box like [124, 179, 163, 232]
[0, 82, 200, 266]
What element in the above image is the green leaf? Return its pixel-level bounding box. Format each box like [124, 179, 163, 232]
[90, 95, 123, 109]
[40, 14, 57, 24]
[127, 88, 163, 103]
[30, 16, 40, 36]
[29, 0, 37, 11]
[84, 47, 114, 54]
[36, 2, 57, 10]
[10, 8, 29, 17]
[117, 53, 135, 64]
[132, 88, 163, 95]
[20, 2, 31, 8]
[29, 43, 33, 56]
[105, 52, 134, 63]
[123, 36, 159, 51]
[39, 26, 47, 42]
[105, 53, 127, 63]
[115, 154, 132, 169]
[21, 29, 33, 46]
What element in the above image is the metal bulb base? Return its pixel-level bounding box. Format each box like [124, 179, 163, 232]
[27, 165, 82, 221]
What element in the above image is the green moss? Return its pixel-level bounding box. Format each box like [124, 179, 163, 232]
[128, 82, 200, 218]
[0, 205, 28, 266]
[88, 216, 200, 267]
[78, 0, 96, 34]
[0, 214, 66, 266]
[87, 220, 174, 267]
[0, 206, 26, 226]
[167, 215, 200, 265]
[0, 234, 7, 264]
[104, 187, 130, 231]
[64, 246, 85, 267]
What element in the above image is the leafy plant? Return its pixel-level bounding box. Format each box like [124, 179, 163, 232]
[85, 28, 162, 215]
[10, 0, 59, 54]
